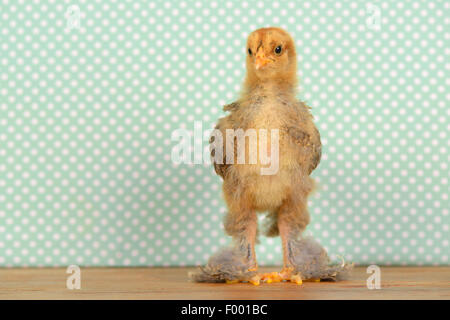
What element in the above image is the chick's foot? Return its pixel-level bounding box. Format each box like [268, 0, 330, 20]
[189, 247, 259, 285]
[284, 237, 353, 281]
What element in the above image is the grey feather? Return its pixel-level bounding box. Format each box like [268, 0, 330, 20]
[289, 236, 353, 281]
[189, 246, 257, 283]
[189, 237, 352, 283]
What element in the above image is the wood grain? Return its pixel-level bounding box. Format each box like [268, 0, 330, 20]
[0, 267, 448, 300]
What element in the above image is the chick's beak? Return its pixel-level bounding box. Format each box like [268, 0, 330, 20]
[255, 50, 271, 70]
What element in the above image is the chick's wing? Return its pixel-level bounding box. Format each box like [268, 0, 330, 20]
[285, 102, 322, 175]
[209, 101, 240, 178]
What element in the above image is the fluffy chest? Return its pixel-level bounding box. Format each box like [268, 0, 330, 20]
[245, 97, 285, 130]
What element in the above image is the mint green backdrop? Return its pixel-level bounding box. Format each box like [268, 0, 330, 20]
[0, 0, 448, 267]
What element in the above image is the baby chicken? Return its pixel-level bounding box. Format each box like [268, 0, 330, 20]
[190, 27, 351, 285]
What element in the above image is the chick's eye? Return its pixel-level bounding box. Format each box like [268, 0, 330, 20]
[274, 45, 282, 54]
[248, 48, 252, 56]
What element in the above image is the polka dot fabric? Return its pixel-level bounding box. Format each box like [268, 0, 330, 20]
[0, 0, 448, 267]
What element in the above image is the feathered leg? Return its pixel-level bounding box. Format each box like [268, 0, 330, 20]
[262, 194, 352, 284]
[189, 185, 260, 285]
[261, 196, 309, 284]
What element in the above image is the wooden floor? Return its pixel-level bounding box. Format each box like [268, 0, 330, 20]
[0, 267, 448, 300]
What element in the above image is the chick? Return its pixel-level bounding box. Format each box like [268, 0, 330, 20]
[190, 27, 351, 285]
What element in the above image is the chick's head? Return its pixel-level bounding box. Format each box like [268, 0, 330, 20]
[245, 27, 297, 86]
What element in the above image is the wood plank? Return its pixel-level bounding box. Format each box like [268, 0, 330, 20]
[0, 267, 448, 300]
